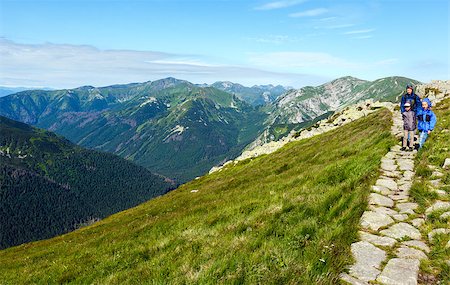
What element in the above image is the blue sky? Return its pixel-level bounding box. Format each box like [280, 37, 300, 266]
[0, 0, 448, 88]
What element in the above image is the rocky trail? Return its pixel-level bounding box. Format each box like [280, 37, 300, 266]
[340, 97, 450, 284]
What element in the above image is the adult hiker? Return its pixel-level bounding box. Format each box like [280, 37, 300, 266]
[400, 84, 421, 113]
[417, 98, 437, 149]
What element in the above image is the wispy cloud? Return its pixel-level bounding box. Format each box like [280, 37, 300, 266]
[289, 8, 328, 17]
[352, 35, 373, 40]
[325, 24, 355, 29]
[343, 29, 375, 35]
[0, 39, 325, 88]
[254, 0, 306, 11]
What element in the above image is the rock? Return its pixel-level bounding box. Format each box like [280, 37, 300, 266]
[428, 228, 450, 242]
[396, 246, 428, 260]
[360, 211, 395, 231]
[190, 189, 199, 193]
[396, 203, 418, 214]
[425, 201, 450, 215]
[434, 189, 447, 197]
[369, 193, 394, 207]
[376, 179, 398, 191]
[372, 185, 393, 195]
[430, 179, 442, 188]
[339, 273, 369, 285]
[382, 170, 400, 179]
[402, 240, 430, 253]
[443, 158, 450, 169]
[440, 211, 450, 219]
[397, 159, 415, 171]
[389, 194, 409, 201]
[411, 218, 425, 228]
[359, 231, 396, 247]
[398, 182, 412, 192]
[376, 258, 420, 285]
[380, 222, 422, 240]
[432, 170, 444, 177]
[384, 152, 397, 159]
[381, 159, 397, 171]
[391, 145, 402, 152]
[369, 206, 398, 216]
[403, 171, 415, 180]
[349, 241, 386, 282]
[447, 240, 450, 249]
[391, 214, 408, 221]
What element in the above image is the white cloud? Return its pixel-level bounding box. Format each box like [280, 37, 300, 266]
[343, 29, 375, 35]
[325, 24, 355, 29]
[352, 35, 373, 40]
[254, 0, 306, 11]
[289, 8, 328, 17]
[0, 39, 326, 88]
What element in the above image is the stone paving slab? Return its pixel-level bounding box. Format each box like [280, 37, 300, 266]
[396, 202, 418, 214]
[402, 240, 430, 253]
[396, 246, 428, 260]
[376, 178, 398, 191]
[411, 218, 425, 228]
[369, 206, 398, 216]
[359, 231, 396, 247]
[425, 201, 450, 215]
[349, 241, 386, 282]
[372, 185, 393, 195]
[360, 211, 395, 231]
[340, 273, 369, 285]
[376, 258, 420, 285]
[369, 193, 394, 207]
[380, 222, 422, 240]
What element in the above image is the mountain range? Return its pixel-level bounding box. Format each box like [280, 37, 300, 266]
[0, 115, 174, 249]
[253, 76, 421, 145]
[0, 76, 419, 182]
[207, 81, 290, 106]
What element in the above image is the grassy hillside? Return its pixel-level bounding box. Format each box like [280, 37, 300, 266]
[410, 97, 450, 281]
[0, 109, 396, 284]
[0, 116, 174, 249]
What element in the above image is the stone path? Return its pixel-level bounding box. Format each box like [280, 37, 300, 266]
[340, 107, 450, 285]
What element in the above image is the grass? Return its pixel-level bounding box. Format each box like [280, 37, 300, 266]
[410, 97, 450, 282]
[0, 109, 396, 284]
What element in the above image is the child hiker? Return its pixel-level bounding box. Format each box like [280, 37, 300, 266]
[401, 102, 416, 151]
[417, 98, 437, 149]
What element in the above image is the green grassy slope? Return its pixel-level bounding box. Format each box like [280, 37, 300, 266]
[410, 97, 450, 281]
[0, 109, 396, 284]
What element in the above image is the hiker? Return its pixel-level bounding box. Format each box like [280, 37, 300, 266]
[417, 98, 437, 149]
[400, 84, 421, 113]
[401, 102, 416, 151]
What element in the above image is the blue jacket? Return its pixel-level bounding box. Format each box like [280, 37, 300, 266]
[417, 98, 437, 132]
[400, 92, 421, 113]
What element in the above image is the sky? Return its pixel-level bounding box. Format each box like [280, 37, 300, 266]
[0, 0, 449, 89]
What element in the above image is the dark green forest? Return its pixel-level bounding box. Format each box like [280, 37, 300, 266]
[0, 116, 174, 249]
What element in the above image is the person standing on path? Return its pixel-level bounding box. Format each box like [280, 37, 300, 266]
[401, 102, 416, 151]
[400, 84, 421, 113]
[417, 98, 437, 149]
